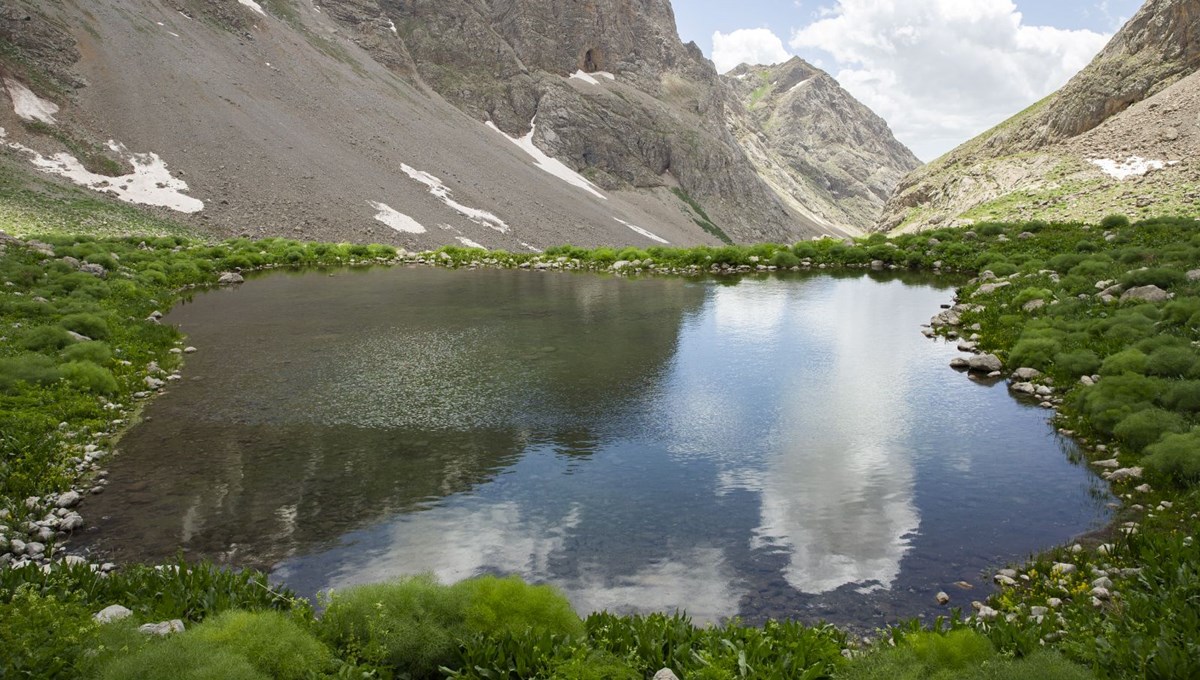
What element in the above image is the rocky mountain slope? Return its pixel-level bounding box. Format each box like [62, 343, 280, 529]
[724, 58, 921, 233]
[880, 0, 1200, 232]
[0, 0, 914, 248]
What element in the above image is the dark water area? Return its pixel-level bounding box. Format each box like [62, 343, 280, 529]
[79, 266, 1111, 629]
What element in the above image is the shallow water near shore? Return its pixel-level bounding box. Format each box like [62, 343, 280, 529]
[80, 266, 1110, 629]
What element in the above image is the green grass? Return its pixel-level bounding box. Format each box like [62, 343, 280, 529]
[2, 161, 1200, 678]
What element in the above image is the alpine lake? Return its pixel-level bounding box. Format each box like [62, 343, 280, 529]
[78, 265, 1111, 631]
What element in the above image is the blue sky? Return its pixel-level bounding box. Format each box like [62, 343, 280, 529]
[670, 0, 1146, 160]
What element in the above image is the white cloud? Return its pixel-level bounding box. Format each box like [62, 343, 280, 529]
[712, 28, 792, 73]
[790, 0, 1109, 160]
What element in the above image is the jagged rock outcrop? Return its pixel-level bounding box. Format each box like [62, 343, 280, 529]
[880, 0, 1200, 232]
[723, 58, 921, 233]
[354, 0, 828, 242]
[0, 0, 913, 246]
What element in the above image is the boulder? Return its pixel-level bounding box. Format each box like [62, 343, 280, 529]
[79, 263, 107, 278]
[652, 670, 681, 680]
[972, 281, 1011, 297]
[94, 604, 133, 624]
[1120, 285, 1169, 303]
[936, 591, 950, 605]
[967, 354, 1003, 373]
[55, 491, 82, 509]
[1107, 467, 1144, 482]
[139, 620, 186, 636]
[217, 272, 245, 285]
[1011, 367, 1042, 380]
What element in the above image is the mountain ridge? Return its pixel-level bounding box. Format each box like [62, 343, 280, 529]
[879, 0, 1200, 232]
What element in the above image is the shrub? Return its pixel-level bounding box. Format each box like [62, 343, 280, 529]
[317, 574, 470, 677]
[457, 575, 583, 638]
[1074, 374, 1162, 434]
[61, 340, 112, 364]
[0, 586, 98, 678]
[771, 250, 800, 268]
[60, 361, 118, 394]
[191, 610, 332, 679]
[908, 629, 995, 670]
[18, 324, 74, 351]
[1143, 430, 1200, 484]
[1101, 214, 1131, 229]
[1121, 268, 1186, 290]
[1100, 349, 1147, 376]
[0, 353, 61, 391]
[1112, 408, 1189, 452]
[549, 652, 639, 680]
[98, 635, 268, 680]
[1145, 347, 1197, 378]
[1162, 381, 1200, 413]
[1054, 349, 1101, 377]
[59, 312, 111, 340]
[1008, 337, 1060, 371]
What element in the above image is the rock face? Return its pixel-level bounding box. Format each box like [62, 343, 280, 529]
[879, 0, 1200, 232]
[358, 0, 835, 242]
[724, 58, 921, 233]
[0, 0, 917, 246]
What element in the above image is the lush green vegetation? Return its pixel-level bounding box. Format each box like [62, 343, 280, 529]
[2, 207, 1199, 678]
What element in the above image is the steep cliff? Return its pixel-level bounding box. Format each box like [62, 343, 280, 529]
[880, 0, 1200, 232]
[724, 58, 921, 233]
[0, 0, 917, 246]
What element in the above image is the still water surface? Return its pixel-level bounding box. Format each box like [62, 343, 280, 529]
[83, 267, 1110, 628]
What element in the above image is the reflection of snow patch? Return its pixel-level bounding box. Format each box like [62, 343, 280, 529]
[1090, 156, 1178, 180]
[369, 201, 426, 233]
[0, 130, 203, 213]
[486, 120, 605, 200]
[400, 163, 510, 233]
[456, 236, 485, 249]
[614, 218, 669, 244]
[4, 78, 58, 125]
[238, 0, 267, 16]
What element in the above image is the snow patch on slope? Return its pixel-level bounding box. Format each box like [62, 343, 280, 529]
[238, 0, 267, 17]
[1089, 156, 1179, 180]
[4, 78, 58, 125]
[486, 120, 605, 200]
[0, 129, 203, 213]
[456, 236, 485, 249]
[614, 218, 669, 244]
[369, 201, 426, 233]
[400, 164, 510, 233]
[569, 71, 614, 86]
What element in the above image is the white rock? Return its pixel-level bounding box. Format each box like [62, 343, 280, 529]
[55, 491, 82, 508]
[1091, 459, 1120, 469]
[139, 620, 186, 636]
[1052, 562, 1077, 575]
[1108, 467, 1144, 482]
[1047, 598, 1063, 608]
[94, 604, 133, 624]
[217, 272, 244, 285]
[936, 591, 950, 605]
[977, 605, 999, 621]
[652, 670, 681, 680]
